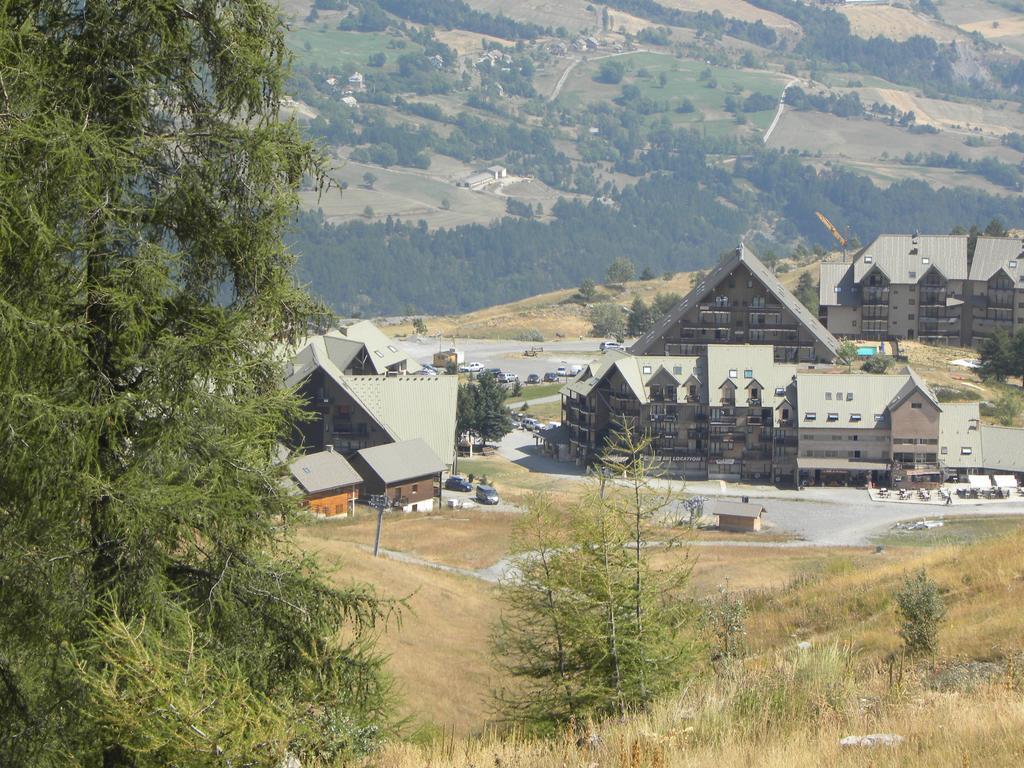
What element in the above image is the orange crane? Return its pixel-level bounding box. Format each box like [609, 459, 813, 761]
[815, 210, 847, 249]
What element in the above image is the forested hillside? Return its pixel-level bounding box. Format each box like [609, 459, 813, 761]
[284, 0, 1024, 316]
[289, 145, 1022, 315]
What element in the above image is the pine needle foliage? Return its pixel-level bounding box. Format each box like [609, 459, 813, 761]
[0, 2, 393, 765]
[492, 429, 697, 732]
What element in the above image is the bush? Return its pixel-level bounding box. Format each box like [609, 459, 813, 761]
[861, 355, 893, 374]
[515, 329, 544, 342]
[894, 569, 945, 657]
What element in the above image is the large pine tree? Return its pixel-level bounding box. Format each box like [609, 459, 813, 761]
[0, 2, 392, 765]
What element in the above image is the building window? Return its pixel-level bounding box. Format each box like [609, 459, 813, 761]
[909, 299, 916, 305]
[805, 412, 816, 420]
[643, 365, 652, 374]
[908, 314, 915, 320]
[744, 369, 753, 378]
[827, 412, 839, 421]
[922, 258, 930, 265]
[825, 392, 832, 400]
[941, 446, 948, 454]
[874, 414, 884, 422]
[673, 365, 683, 375]
[1011, 260, 1018, 269]
[775, 387, 785, 396]
[909, 271, 916, 279]
[911, 402, 922, 409]
[729, 369, 737, 378]
[835, 392, 842, 401]
[782, 408, 790, 420]
[850, 413, 862, 421]
[961, 447, 972, 455]
[411, 483, 418, 492]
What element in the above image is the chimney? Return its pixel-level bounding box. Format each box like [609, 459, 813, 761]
[325, 445, 335, 453]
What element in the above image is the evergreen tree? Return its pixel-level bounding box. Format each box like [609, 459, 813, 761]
[457, 372, 511, 446]
[493, 430, 696, 730]
[627, 296, 653, 336]
[0, 3, 393, 765]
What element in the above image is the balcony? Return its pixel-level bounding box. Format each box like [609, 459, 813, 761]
[710, 415, 737, 426]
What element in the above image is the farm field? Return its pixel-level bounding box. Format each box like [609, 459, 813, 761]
[557, 51, 790, 135]
[463, 0, 599, 34]
[287, 26, 414, 73]
[839, 4, 962, 43]
[830, 158, 1019, 198]
[301, 155, 510, 229]
[769, 110, 1024, 195]
[939, 0, 1024, 54]
[852, 86, 1024, 138]
[657, 0, 801, 34]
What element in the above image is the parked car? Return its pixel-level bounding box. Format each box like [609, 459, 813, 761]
[556, 366, 568, 377]
[459, 362, 484, 373]
[444, 475, 473, 492]
[600, 341, 623, 351]
[569, 364, 584, 375]
[416, 364, 439, 376]
[526, 373, 541, 385]
[475, 484, 500, 505]
[499, 372, 519, 384]
[520, 417, 539, 431]
[543, 372, 560, 383]
[485, 367, 503, 378]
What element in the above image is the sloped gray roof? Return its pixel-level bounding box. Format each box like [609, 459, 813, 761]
[356, 438, 445, 484]
[980, 425, 1024, 472]
[289, 450, 362, 494]
[559, 353, 701, 404]
[819, 261, 857, 308]
[629, 245, 839, 357]
[341, 375, 458, 466]
[795, 371, 919, 429]
[286, 336, 457, 466]
[336, 320, 415, 373]
[853, 235, 968, 284]
[939, 403, 982, 469]
[968, 236, 1024, 282]
[705, 344, 794, 402]
[708, 499, 765, 518]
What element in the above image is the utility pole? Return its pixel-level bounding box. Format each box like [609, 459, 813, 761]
[370, 494, 389, 556]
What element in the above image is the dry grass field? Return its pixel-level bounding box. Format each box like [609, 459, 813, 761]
[295, 532, 507, 735]
[463, 0, 599, 35]
[366, 528, 1024, 765]
[839, 4, 962, 43]
[302, 508, 517, 569]
[657, 0, 800, 34]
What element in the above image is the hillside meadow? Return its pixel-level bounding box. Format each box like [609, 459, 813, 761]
[356, 528, 1024, 766]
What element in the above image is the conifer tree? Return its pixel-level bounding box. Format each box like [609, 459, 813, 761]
[493, 429, 696, 730]
[0, 2, 393, 765]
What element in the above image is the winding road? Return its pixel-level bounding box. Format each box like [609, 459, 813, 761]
[763, 78, 800, 144]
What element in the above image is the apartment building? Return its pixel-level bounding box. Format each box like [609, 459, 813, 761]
[796, 368, 944, 487]
[819, 234, 1024, 346]
[562, 345, 799, 483]
[631, 244, 839, 363]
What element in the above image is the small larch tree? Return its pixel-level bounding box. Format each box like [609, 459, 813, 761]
[894, 569, 946, 658]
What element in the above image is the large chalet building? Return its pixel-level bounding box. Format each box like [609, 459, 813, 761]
[560, 244, 1008, 487]
[630, 244, 840, 363]
[562, 345, 798, 483]
[285, 325, 458, 470]
[819, 234, 1024, 346]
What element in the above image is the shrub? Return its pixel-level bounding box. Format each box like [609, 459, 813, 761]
[861, 354, 893, 374]
[894, 569, 945, 657]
